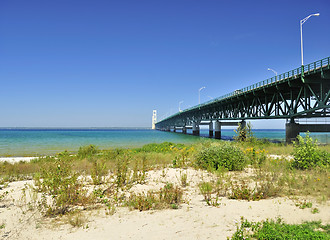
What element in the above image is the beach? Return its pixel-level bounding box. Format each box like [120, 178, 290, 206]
[1, 155, 329, 239]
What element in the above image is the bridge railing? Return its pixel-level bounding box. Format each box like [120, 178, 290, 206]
[198, 57, 330, 107]
[157, 57, 330, 123]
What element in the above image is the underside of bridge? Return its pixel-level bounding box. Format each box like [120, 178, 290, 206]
[155, 57, 330, 143]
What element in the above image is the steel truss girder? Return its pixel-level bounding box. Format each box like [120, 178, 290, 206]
[156, 67, 330, 129]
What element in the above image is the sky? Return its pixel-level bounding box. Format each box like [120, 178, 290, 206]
[0, 0, 329, 128]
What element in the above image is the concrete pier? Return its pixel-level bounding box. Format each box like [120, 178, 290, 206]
[192, 122, 200, 136]
[215, 121, 221, 139]
[182, 126, 187, 134]
[285, 120, 300, 143]
[286, 119, 330, 143]
[209, 121, 213, 137]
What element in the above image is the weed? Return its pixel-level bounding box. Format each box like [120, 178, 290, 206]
[67, 212, 86, 228]
[131, 154, 148, 184]
[172, 146, 193, 168]
[127, 183, 183, 211]
[34, 156, 91, 216]
[311, 208, 320, 214]
[230, 217, 329, 239]
[179, 171, 188, 187]
[115, 153, 130, 189]
[292, 133, 330, 169]
[244, 147, 268, 166]
[295, 200, 313, 209]
[77, 145, 98, 159]
[234, 122, 255, 142]
[199, 182, 213, 202]
[89, 158, 107, 185]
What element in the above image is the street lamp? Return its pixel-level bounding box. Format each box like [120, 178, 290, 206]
[179, 101, 183, 112]
[300, 13, 320, 66]
[267, 68, 277, 76]
[199, 86, 206, 105]
[267, 68, 278, 81]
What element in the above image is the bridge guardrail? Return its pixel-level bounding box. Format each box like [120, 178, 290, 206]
[158, 57, 330, 123]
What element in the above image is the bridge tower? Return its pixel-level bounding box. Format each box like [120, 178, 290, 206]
[152, 110, 157, 130]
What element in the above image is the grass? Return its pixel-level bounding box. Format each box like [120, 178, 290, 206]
[230, 217, 330, 240]
[126, 183, 183, 211]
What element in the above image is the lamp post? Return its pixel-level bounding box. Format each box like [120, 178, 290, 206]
[300, 13, 320, 66]
[199, 86, 206, 105]
[267, 68, 278, 81]
[179, 101, 183, 112]
[267, 68, 277, 76]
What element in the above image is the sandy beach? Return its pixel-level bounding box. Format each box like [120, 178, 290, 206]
[1, 166, 329, 240]
[0, 157, 38, 164]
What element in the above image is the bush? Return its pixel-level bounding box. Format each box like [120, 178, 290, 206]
[292, 133, 330, 169]
[77, 145, 99, 159]
[127, 183, 183, 211]
[195, 143, 247, 171]
[231, 217, 329, 239]
[34, 156, 91, 216]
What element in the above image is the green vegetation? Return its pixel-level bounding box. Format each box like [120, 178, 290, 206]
[77, 144, 99, 159]
[234, 122, 255, 142]
[292, 133, 330, 169]
[0, 133, 328, 234]
[231, 217, 329, 240]
[126, 183, 183, 211]
[34, 153, 92, 216]
[195, 142, 247, 171]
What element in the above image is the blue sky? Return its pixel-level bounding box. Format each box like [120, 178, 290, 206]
[0, 0, 329, 128]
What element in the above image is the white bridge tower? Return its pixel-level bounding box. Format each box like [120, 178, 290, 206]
[152, 110, 157, 129]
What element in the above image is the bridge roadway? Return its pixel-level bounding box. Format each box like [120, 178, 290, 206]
[155, 57, 330, 143]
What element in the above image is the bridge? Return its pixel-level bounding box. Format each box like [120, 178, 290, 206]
[155, 57, 330, 143]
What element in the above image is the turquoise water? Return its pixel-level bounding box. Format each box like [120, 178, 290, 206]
[0, 129, 200, 156]
[0, 128, 329, 156]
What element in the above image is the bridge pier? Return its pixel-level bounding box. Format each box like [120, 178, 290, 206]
[182, 126, 187, 134]
[240, 120, 246, 129]
[192, 122, 200, 136]
[215, 121, 221, 139]
[286, 119, 330, 143]
[285, 120, 300, 143]
[173, 127, 176, 133]
[209, 121, 213, 137]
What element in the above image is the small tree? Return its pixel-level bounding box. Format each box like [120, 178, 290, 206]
[234, 122, 254, 142]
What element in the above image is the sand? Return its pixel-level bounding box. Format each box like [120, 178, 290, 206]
[0, 157, 37, 164]
[0, 166, 329, 240]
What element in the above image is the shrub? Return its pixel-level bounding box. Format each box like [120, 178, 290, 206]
[34, 156, 91, 216]
[127, 183, 183, 211]
[234, 122, 255, 142]
[195, 143, 247, 171]
[292, 133, 330, 169]
[90, 158, 107, 185]
[77, 145, 99, 159]
[231, 217, 329, 239]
